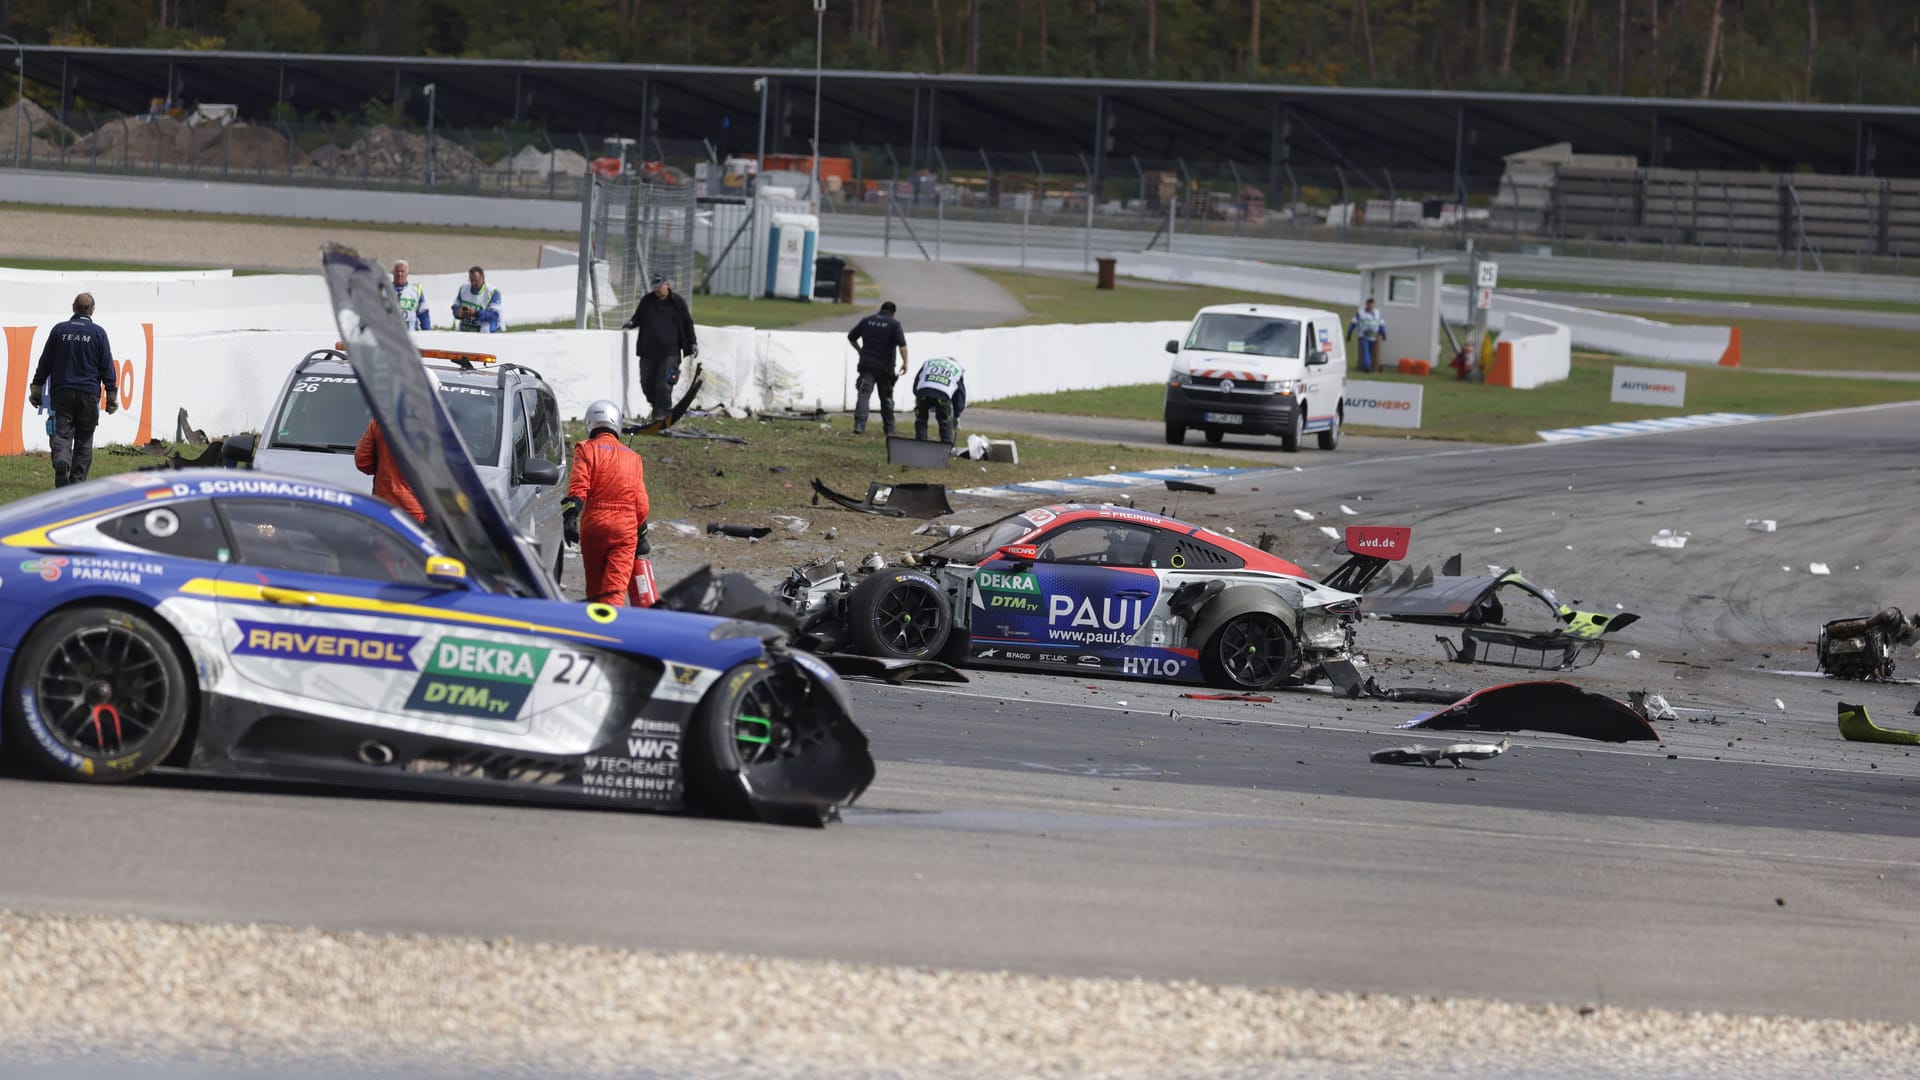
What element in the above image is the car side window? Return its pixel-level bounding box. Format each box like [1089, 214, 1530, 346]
[1149, 532, 1246, 571]
[1035, 522, 1160, 567]
[510, 392, 532, 472]
[532, 390, 564, 465]
[217, 499, 429, 585]
[105, 498, 232, 563]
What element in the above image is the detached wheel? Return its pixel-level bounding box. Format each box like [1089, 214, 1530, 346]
[1165, 422, 1186, 445]
[687, 661, 839, 827]
[3, 606, 189, 783]
[1204, 428, 1225, 445]
[1280, 402, 1304, 453]
[847, 569, 952, 660]
[1200, 612, 1298, 691]
[1317, 404, 1342, 451]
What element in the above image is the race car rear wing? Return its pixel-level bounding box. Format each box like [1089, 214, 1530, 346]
[1319, 526, 1412, 594]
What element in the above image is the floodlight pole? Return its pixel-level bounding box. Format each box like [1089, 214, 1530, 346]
[424, 82, 437, 190]
[1, 35, 23, 169]
[811, 0, 826, 213]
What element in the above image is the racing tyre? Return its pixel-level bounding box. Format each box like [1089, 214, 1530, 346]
[847, 569, 953, 660]
[3, 606, 189, 783]
[1204, 428, 1224, 445]
[1200, 612, 1298, 691]
[1165, 422, 1186, 445]
[686, 662, 840, 827]
[1317, 404, 1342, 451]
[1280, 402, 1304, 453]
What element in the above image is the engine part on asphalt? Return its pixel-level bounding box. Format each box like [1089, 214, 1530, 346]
[1817, 607, 1919, 680]
[810, 478, 954, 518]
[1361, 678, 1470, 705]
[1321, 658, 1365, 698]
[1628, 689, 1679, 721]
[1360, 555, 1638, 639]
[1439, 627, 1604, 671]
[1370, 738, 1511, 767]
[655, 565, 798, 629]
[1837, 702, 1920, 746]
[708, 523, 773, 540]
[817, 654, 970, 684]
[1164, 479, 1216, 494]
[1396, 681, 1659, 742]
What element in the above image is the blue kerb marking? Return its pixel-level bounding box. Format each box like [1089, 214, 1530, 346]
[1537, 412, 1770, 443]
[955, 466, 1262, 500]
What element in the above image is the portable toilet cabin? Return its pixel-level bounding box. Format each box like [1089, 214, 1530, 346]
[765, 212, 819, 300]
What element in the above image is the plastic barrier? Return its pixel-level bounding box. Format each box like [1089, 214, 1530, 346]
[1485, 314, 1571, 389]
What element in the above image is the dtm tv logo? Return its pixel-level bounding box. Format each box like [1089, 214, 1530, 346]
[974, 570, 1040, 613]
[405, 637, 549, 720]
[1047, 594, 1150, 645]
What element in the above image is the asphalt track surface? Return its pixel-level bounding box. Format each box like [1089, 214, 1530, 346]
[6, 404, 1920, 1023]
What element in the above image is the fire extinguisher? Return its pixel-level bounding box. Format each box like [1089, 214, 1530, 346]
[627, 524, 658, 607]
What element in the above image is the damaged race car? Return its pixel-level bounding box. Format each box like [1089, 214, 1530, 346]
[0, 245, 872, 827]
[781, 505, 1410, 690]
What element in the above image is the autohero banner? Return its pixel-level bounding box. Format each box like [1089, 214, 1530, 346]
[1343, 380, 1423, 429]
[1610, 365, 1687, 407]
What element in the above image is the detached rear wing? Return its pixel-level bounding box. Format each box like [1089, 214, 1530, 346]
[1319, 526, 1412, 593]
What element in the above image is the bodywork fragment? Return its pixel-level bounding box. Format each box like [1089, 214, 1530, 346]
[810, 478, 953, 518]
[1361, 555, 1638, 639]
[1439, 627, 1604, 670]
[1817, 608, 1919, 681]
[1396, 681, 1659, 742]
[1837, 702, 1920, 745]
[1371, 738, 1510, 767]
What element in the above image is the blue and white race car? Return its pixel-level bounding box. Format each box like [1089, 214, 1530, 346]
[0, 247, 872, 826]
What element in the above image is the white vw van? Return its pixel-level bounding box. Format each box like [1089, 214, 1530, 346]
[1161, 303, 1348, 451]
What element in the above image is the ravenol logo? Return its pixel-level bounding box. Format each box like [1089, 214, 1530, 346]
[405, 637, 548, 720]
[235, 621, 418, 670]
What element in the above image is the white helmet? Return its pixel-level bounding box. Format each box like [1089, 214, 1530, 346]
[584, 399, 622, 436]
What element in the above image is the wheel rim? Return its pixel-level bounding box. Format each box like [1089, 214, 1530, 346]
[873, 583, 944, 654]
[732, 667, 829, 768]
[1219, 616, 1291, 686]
[35, 624, 172, 757]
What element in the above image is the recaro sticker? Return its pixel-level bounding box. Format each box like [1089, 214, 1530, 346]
[405, 636, 550, 720]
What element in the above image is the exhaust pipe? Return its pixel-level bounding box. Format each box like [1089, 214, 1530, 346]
[356, 741, 395, 767]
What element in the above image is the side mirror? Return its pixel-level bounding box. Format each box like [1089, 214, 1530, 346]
[221, 433, 256, 468]
[1307, 350, 1330, 366]
[1164, 340, 1180, 355]
[995, 543, 1039, 568]
[426, 555, 471, 589]
[519, 456, 562, 486]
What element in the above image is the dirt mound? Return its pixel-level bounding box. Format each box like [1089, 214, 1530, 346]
[68, 117, 310, 169]
[0, 98, 67, 163]
[492, 145, 589, 177]
[310, 125, 481, 181]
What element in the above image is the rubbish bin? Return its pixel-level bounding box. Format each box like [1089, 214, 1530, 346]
[1096, 256, 1117, 290]
[813, 256, 845, 300]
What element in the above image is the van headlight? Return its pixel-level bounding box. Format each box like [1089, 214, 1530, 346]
[1271, 379, 1296, 396]
[1167, 370, 1190, 388]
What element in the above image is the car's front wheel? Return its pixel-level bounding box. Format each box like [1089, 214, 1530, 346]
[686, 661, 840, 827]
[1204, 428, 1224, 445]
[846, 569, 953, 660]
[1200, 612, 1298, 690]
[1318, 404, 1343, 451]
[2, 606, 190, 782]
[1165, 422, 1186, 445]
[1280, 402, 1304, 453]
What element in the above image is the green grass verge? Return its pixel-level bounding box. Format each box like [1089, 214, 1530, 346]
[1655, 315, 1920, 373]
[560, 415, 1264, 520]
[986, 358, 1920, 444]
[688, 294, 837, 330]
[975, 269, 1327, 326]
[0, 256, 274, 276]
[0, 202, 575, 244]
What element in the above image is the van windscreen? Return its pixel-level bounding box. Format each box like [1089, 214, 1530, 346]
[1183, 314, 1303, 359]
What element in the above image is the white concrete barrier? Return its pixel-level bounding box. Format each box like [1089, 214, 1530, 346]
[1489, 313, 1571, 389]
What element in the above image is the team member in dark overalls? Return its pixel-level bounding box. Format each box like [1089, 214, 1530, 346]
[846, 300, 909, 435]
[29, 292, 118, 488]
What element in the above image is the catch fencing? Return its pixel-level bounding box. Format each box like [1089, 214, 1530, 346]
[575, 174, 697, 329]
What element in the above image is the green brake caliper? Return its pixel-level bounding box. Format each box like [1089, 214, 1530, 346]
[737, 715, 773, 745]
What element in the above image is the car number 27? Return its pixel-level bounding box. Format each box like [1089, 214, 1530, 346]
[549, 652, 598, 685]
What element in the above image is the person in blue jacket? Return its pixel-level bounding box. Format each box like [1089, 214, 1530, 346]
[1347, 297, 1387, 374]
[392, 260, 430, 330]
[29, 292, 119, 488]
